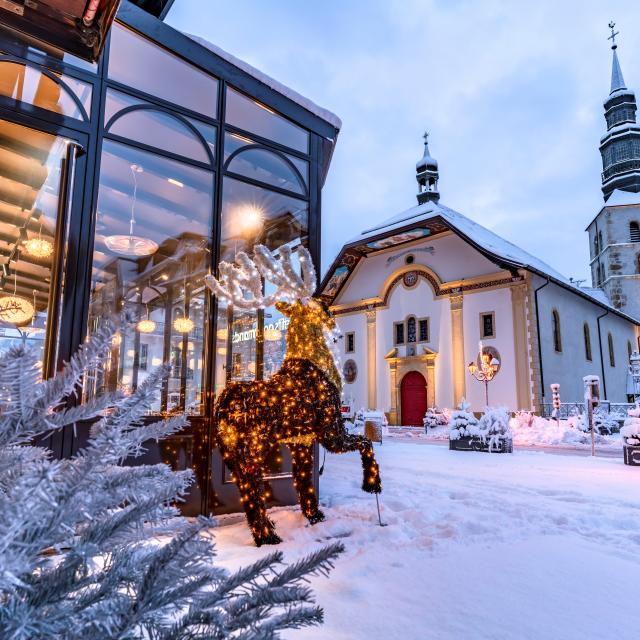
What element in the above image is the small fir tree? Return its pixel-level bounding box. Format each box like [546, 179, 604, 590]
[621, 406, 640, 446]
[472, 407, 512, 450]
[0, 321, 343, 640]
[448, 399, 477, 440]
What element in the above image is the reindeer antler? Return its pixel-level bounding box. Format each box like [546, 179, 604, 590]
[205, 244, 316, 309]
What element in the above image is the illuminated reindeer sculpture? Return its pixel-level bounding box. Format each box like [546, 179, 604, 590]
[205, 245, 381, 546]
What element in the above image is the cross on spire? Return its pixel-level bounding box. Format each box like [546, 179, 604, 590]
[423, 131, 429, 143]
[608, 21, 619, 49]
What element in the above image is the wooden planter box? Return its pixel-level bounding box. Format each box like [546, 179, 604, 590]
[449, 435, 513, 453]
[623, 444, 640, 466]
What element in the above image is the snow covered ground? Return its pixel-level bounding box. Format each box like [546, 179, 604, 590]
[212, 441, 640, 640]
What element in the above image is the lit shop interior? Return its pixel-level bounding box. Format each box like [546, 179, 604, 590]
[0, 1, 339, 515]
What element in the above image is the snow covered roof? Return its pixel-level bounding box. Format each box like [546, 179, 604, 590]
[325, 200, 639, 324]
[186, 34, 342, 132]
[585, 189, 640, 230]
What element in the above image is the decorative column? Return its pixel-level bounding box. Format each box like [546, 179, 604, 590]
[366, 308, 377, 410]
[449, 293, 465, 406]
[511, 282, 532, 410]
[388, 358, 398, 424]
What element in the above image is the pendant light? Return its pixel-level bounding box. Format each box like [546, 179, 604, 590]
[173, 315, 194, 334]
[0, 261, 34, 325]
[104, 164, 158, 257]
[136, 304, 156, 334]
[23, 219, 53, 260]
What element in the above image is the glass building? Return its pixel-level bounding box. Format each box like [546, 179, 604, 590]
[0, 2, 340, 515]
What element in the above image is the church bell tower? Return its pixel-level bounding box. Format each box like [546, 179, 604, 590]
[416, 132, 440, 204]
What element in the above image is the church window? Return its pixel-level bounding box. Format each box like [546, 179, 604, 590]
[418, 318, 429, 343]
[405, 254, 415, 265]
[407, 316, 417, 343]
[394, 322, 405, 345]
[636, 254, 640, 274]
[552, 310, 562, 353]
[628, 340, 633, 361]
[630, 222, 640, 243]
[608, 333, 615, 367]
[480, 312, 495, 339]
[598, 231, 603, 253]
[593, 234, 599, 256]
[583, 323, 592, 361]
[345, 331, 355, 353]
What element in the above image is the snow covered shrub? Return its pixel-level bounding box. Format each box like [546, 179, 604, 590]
[0, 321, 343, 640]
[569, 408, 621, 435]
[514, 410, 535, 429]
[472, 407, 512, 450]
[423, 407, 449, 430]
[448, 399, 477, 440]
[621, 406, 640, 446]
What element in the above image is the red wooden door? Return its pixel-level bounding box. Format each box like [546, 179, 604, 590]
[401, 371, 427, 426]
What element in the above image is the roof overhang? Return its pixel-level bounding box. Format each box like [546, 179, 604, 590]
[320, 212, 640, 325]
[0, 0, 122, 62]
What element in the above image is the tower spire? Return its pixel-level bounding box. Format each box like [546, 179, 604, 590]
[608, 21, 626, 94]
[416, 131, 439, 204]
[599, 21, 640, 200]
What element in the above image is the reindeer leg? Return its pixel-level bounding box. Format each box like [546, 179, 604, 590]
[321, 431, 382, 494]
[231, 456, 282, 546]
[290, 444, 324, 525]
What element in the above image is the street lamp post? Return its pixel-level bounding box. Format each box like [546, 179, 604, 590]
[467, 342, 500, 406]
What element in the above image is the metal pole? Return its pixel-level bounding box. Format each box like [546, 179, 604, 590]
[588, 398, 595, 457]
[485, 378, 489, 406]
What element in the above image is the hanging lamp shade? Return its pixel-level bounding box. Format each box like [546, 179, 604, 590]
[263, 327, 282, 341]
[0, 295, 35, 325]
[104, 235, 158, 257]
[23, 237, 54, 259]
[136, 318, 156, 333]
[173, 316, 194, 333]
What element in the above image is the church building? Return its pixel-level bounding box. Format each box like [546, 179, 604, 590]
[320, 30, 640, 423]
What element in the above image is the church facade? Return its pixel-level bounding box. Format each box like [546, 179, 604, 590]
[320, 33, 640, 423]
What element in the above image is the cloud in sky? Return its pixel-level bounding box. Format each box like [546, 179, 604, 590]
[167, 0, 640, 281]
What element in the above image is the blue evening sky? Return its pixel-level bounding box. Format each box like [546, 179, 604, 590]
[167, 1, 640, 282]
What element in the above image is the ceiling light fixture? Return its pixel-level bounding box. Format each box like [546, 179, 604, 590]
[104, 164, 158, 257]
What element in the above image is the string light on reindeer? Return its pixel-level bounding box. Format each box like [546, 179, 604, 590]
[205, 244, 381, 547]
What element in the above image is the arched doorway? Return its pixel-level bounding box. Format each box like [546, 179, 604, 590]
[401, 370, 428, 426]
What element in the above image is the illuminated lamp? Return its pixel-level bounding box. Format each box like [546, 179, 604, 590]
[0, 295, 35, 325]
[174, 316, 194, 333]
[247, 361, 256, 374]
[263, 327, 282, 341]
[216, 328, 228, 340]
[104, 164, 158, 257]
[136, 318, 156, 333]
[23, 237, 54, 259]
[217, 346, 227, 355]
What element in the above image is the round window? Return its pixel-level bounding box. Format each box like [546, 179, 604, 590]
[405, 254, 415, 265]
[343, 359, 358, 384]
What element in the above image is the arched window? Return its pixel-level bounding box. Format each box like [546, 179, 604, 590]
[552, 310, 562, 353]
[608, 333, 615, 367]
[636, 254, 640, 274]
[593, 234, 599, 255]
[583, 323, 592, 361]
[406, 316, 417, 343]
[628, 340, 633, 361]
[630, 222, 640, 243]
[598, 231, 603, 252]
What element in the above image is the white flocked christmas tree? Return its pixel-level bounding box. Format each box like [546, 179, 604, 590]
[449, 399, 477, 440]
[621, 406, 640, 446]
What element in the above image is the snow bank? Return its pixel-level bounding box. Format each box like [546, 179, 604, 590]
[211, 442, 640, 640]
[511, 415, 621, 449]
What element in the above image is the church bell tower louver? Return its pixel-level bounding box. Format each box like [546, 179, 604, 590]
[600, 22, 640, 200]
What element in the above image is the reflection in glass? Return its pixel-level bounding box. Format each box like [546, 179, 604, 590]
[213, 178, 308, 395]
[105, 89, 216, 164]
[0, 119, 70, 373]
[224, 132, 307, 194]
[225, 87, 309, 153]
[108, 23, 218, 118]
[0, 61, 92, 119]
[87, 140, 213, 414]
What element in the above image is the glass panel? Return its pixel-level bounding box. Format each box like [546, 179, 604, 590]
[87, 140, 213, 415]
[105, 89, 215, 164]
[0, 119, 71, 372]
[224, 132, 306, 194]
[213, 178, 308, 396]
[407, 317, 416, 343]
[225, 87, 308, 153]
[0, 61, 91, 119]
[108, 23, 218, 118]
